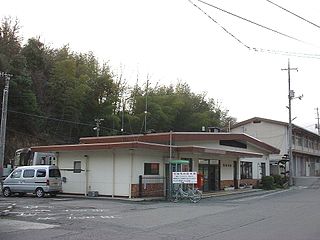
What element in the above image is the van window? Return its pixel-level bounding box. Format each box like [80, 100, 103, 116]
[23, 169, 35, 178]
[36, 169, 46, 178]
[49, 169, 61, 177]
[11, 169, 22, 178]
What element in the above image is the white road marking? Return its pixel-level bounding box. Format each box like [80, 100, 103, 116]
[0, 219, 58, 233]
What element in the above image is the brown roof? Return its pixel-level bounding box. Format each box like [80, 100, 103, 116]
[79, 132, 279, 154]
[231, 117, 288, 129]
[31, 141, 263, 158]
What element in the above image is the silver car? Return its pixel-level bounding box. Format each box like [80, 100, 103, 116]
[2, 165, 62, 197]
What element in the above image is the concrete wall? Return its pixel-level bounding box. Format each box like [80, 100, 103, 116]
[232, 121, 287, 155]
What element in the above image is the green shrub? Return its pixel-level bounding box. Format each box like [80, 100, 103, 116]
[272, 174, 283, 188]
[261, 176, 275, 190]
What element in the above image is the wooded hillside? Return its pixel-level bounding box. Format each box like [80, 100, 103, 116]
[0, 18, 235, 161]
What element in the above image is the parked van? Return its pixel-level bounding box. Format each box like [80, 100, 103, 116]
[2, 165, 62, 197]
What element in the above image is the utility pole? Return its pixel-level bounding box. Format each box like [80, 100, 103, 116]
[0, 72, 11, 181]
[121, 97, 125, 133]
[144, 78, 149, 133]
[94, 118, 104, 137]
[316, 108, 320, 135]
[282, 59, 298, 186]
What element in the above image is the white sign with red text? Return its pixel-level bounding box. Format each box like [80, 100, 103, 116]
[172, 172, 197, 184]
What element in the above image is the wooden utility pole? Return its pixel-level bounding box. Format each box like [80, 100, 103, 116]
[316, 108, 320, 135]
[144, 78, 149, 133]
[282, 59, 298, 186]
[0, 72, 11, 180]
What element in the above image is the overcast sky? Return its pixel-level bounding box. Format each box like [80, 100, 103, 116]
[2, 0, 320, 132]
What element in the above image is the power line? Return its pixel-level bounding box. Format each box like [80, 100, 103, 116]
[8, 109, 95, 127]
[196, 0, 312, 46]
[187, 0, 250, 50]
[187, 0, 320, 59]
[8, 109, 126, 134]
[265, 0, 320, 30]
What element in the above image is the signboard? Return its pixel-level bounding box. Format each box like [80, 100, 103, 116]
[172, 172, 197, 184]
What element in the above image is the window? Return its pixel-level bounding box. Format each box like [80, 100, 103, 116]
[144, 163, 159, 175]
[23, 169, 35, 178]
[36, 169, 46, 178]
[220, 140, 247, 149]
[297, 136, 302, 146]
[11, 169, 22, 178]
[49, 169, 61, 177]
[260, 163, 266, 177]
[240, 161, 252, 179]
[74, 161, 82, 173]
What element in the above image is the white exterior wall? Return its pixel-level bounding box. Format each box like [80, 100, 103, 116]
[232, 122, 288, 155]
[56, 148, 166, 197]
[114, 150, 132, 196]
[220, 160, 234, 181]
[58, 151, 88, 194]
[240, 156, 269, 180]
[86, 151, 114, 195]
[132, 149, 165, 181]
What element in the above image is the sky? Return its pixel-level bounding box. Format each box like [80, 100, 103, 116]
[1, 0, 320, 133]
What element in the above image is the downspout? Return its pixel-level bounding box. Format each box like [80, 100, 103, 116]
[169, 130, 173, 199]
[84, 155, 89, 196]
[129, 149, 134, 198]
[112, 150, 115, 198]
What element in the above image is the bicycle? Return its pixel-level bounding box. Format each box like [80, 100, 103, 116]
[171, 184, 202, 203]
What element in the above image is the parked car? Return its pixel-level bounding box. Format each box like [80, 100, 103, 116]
[2, 165, 62, 197]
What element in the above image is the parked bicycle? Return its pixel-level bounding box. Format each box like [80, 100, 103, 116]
[171, 184, 202, 203]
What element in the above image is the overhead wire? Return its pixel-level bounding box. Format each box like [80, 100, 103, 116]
[8, 109, 127, 135]
[187, 0, 251, 50]
[196, 0, 312, 46]
[187, 0, 320, 59]
[265, 0, 320, 30]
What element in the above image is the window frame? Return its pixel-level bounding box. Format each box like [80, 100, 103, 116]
[73, 161, 82, 173]
[11, 169, 22, 179]
[36, 169, 47, 178]
[240, 161, 252, 179]
[23, 169, 35, 178]
[144, 163, 160, 175]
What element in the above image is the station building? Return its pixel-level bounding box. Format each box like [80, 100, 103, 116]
[31, 132, 279, 198]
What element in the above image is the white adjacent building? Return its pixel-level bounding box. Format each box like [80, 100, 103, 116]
[231, 117, 320, 179]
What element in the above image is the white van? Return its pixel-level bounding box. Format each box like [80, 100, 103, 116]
[2, 165, 62, 197]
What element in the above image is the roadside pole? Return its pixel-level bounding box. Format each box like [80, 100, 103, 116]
[0, 72, 11, 183]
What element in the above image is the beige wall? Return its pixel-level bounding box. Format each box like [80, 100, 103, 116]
[57, 148, 166, 197]
[232, 121, 287, 155]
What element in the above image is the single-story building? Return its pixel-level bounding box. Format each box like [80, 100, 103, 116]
[31, 132, 280, 198]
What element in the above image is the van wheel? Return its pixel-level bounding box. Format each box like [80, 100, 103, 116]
[3, 187, 11, 197]
[35, 188, 45, 198]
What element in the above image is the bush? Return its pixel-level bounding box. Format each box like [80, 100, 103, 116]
[272, 174, 282, 188]
[261, 176, 275, 190]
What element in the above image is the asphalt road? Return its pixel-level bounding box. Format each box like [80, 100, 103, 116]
[0, 187, 319, 240]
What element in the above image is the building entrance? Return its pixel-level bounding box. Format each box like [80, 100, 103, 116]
[198, 160, 220, 191]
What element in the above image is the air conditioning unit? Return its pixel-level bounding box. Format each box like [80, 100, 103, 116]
[88, 191, 99, 197]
